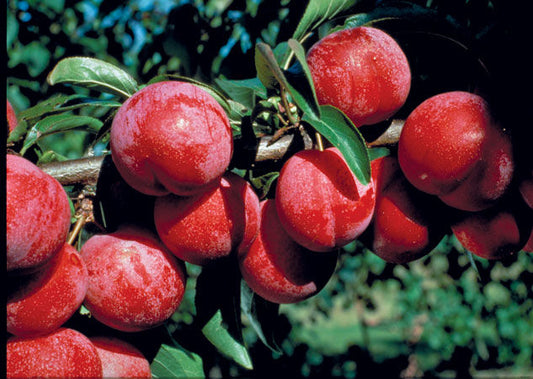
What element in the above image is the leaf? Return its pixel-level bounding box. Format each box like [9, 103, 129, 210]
[256, 42, 320, 121]
[151, 343, 205, 379]
[240, 281, 282, 353]
[195, 262, 253, 370]
[21, 114, 104, 156]
[303, 105, 370, 185]
[255, 43, 287, 90]
[465, 250, 480, 279]
[47, 57, 139, 98]
[17, 94, 121, 124]
[36, 150, 68, 165]
[214, 77, 267, 110]
[285, 39, 321, 120]
[147, 73, 232, 117]
[202, 309, 253, 370]
[292, 0, 360, 42]
[7, 120, 29, 145]
[17, 94, 78, 122]
[248, 171, 279, 199]
[336, 3, 442, 31]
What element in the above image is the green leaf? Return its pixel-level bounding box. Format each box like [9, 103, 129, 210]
[17, 94, 121, 124]
[202, 309, 253, 370]
[17, 94, 76, 122]
[256, 42, 321, 121]
[292, 0, 360, 42]
[7, 120, 29, 145]
[255, 43, 287, 90]
[248, 171, 279, 199]
[465, 250, 480, 279]
[303, 105, 370, 185]
[214, 77, 267, 111]
[148, 73, 233, 117]
[36, 150, 68, 165]
[240, 281, 282, 353]
[336, 3, 441, 31]
[195, 262, 253, 370]
[47, 57, 139, 98]
[285, 39, 321, 120]
[151, 343, 205, 379]
[21, 114, 103, 156]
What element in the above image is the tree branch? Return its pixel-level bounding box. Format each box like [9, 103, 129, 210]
[38, 119, 403, 186]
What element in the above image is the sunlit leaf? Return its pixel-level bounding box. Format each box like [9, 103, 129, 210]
[21, 114, 103, 156]
[303, 105, 370, 185]
[17, 94, 78, 122]
[256, 42, 321, 121]
[292, 0, 360, 41]
[202, 310, 253, 369]
[248, 171, 279, 199]
[47, 57, 139, 98]
[285, 39, 321, 120]
[36, 150, 68, 165]
[195, 262, 253, 370]
[151, 343, 205, 379]
[255, 43, 287, 90]
[215, 77, 267, 110]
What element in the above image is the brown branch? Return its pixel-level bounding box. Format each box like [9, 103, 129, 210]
[367, 119, 405, 147]
[40, 155, 106, 186]
[38, 119, 403, 186]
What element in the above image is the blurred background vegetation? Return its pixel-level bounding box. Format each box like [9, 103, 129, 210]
[6, 0, 533, 377]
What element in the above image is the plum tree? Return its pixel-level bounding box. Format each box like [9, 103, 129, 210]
[80, 225, 187, 332]
[90, 336, 151, 378]
[110, 81, 233, 196]
[369, 156, 448, 264]
[6, 328, 103, 378]
[6, 154, 72, 274]
[307, 26, 411, 127]
[154, 172, 260, 265]
[239, 200, 338, 304]
[275, 147, 375, 252]
[6, 2, 533, 377]
[398, 91, 514, 211]
[7, 244, 88, 337]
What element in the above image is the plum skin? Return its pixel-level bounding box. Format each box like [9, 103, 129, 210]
[90, 336, 151, 378]
[6, 328, 103, 378]
[398, 91, 514, 211]
[451, 198, 533, 260]
[6, 154, 72, 273]
[80, 225, 187, 332]
[307, 26, 411, 127]
[154, 172, 260, 266]
[7, 99, 18, 132]
[239, 200, 338, 304]
[275, 147, 376, 252]
[7, 244, 89, 337]
[110, 80, 233, 196]
[370, 156, 447, 264]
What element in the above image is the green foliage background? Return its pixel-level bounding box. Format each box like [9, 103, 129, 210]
[6, 0, 533, 377]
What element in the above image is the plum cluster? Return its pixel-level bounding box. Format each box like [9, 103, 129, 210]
[6, 24, 533, 377]
[6, 155, 153, 378]
[306, 26, 533, 262]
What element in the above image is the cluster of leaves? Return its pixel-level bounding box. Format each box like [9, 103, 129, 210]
[281, 239, 533, 377]
[7, 0, 304, 109]
[6, 0, 533, 377]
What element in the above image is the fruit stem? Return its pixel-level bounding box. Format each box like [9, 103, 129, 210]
[315, 132, 324, 152]
[280, 87, 298, 126]
[67, 215, 86, 246]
